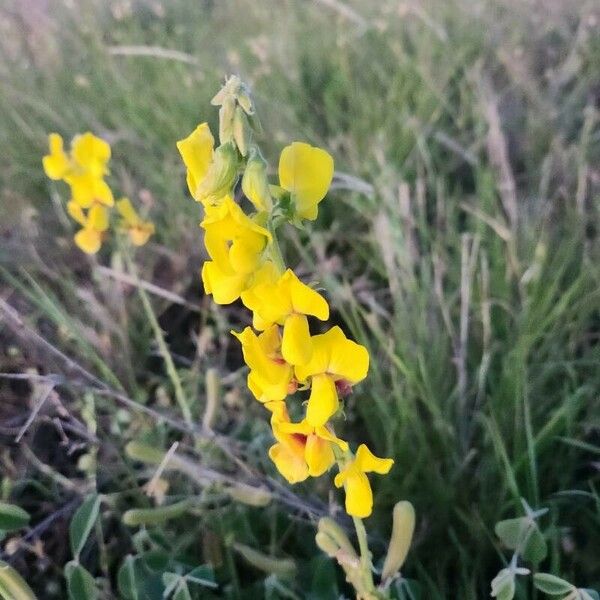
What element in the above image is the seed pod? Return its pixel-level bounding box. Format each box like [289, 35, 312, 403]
[122, 499, 194, 526]
[381, 501, 415, 582]
[125, 441, 164, 465]
[232, 542, 296, 578]
[202, 367, 220, 431]
[227, 483, 272, 507]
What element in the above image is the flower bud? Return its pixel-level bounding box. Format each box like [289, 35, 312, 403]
[197, 143, 239, 204]
[242, 153, 272, 212]
[381, 501, 415, 582]
[219, 96, 236, 144]
[317, 517, 357, 558]
[0, 560, 36, 600]
[233, 107, 251, 157]
[232, 542, 296, 577]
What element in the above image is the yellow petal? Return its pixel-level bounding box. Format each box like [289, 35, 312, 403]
[42, 133, 71, 180]
[305, 434, 335, 477]
[176, 123, 215, 201]
[74, 228, 101, 254]
[242, 154, 272, 212]
[343, 471, 373, 518]
[278, 142, 334, 221]
[71, 132, 111, 177]
[88, 204, 109, 232]
[229, 234, 267, 274]
[285, 271, 329, 320]
[314, 426, 349, 452]
[281, 314, 312, 366]
[67, 201, 86, 226]
[68, 174, 114, 208]
[355, 444, 394, 475]
[201, 261, 246, 304]
[306, 373, 338, 427]
[327, 327, 369, 383]
[268, 443, 308, 484]
[116, 198, 138, 225]
[129, 223, 154, 246]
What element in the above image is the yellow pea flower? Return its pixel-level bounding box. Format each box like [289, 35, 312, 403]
[42, 133, 71, 180]
[242, 152, 272, 212]
[240, 269, 329, 366]
[67, 172, 114, 208]
[176, 122, 215, 203]
[231, 325, 295, 403]
[276, 418, 348, 477]
[334, 444, 394, 518]
[116, 198, 155, 246]
[266, 401, 309, 484]
[201, 198, 274, 304]
[70, 132, 111, 178]
[295, 326, 369, 427]
[278, 141, 334, 221]
[67, 200, 109, 254]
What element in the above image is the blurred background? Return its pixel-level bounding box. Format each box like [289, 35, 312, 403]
[0, 0, 599, 598]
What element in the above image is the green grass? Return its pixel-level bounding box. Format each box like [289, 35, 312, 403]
[0, 0, 599, 598]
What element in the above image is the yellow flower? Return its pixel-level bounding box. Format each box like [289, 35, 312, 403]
[200, 197, 275, 304]
[176, 123, 215, 203]
[67, 172, 114, 208]
[266, 401, 309, 484]
[334, 444, 394, 518]
[116, 198, 155, 246]
[295, 326, 369, 427]
[241, 269, 329, 366]
[276, 418, 348, 477]
[232, 325, 295, 402]
[242, 152, 272, 212]
[67, 200, 109, 254]
[278, 142, 334, 221]
[70, 132, 111, 178]
[42, 134, 71, 180]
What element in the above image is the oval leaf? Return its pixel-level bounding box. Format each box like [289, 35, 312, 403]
[495, 518, 528, 550]
[0, 503, 30, 532]
[70, 494, 101, 559]
[65, 561, 98, 600]
[117, 556, 139, 600]
[533, 573, 574, 595]
[0, 561, 37, 600]
[522, 525, 547, 565]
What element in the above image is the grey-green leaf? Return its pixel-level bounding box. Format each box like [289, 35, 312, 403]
[522, 525, 547, 565]
[70, 494, 101, 559]
[491, 568, 515, 600]
[579, 590, 600, 600]
[0, 503, 30, 532]
[65, 561, 98, 600]
[0, 561, 37, 600]
[495, 518, 527, 550]
[533, 573, 574, 595]
[117, 556, 139, 600]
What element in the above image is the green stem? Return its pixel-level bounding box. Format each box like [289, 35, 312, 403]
[124, 252, 193, 426]
[267, 221, 286, 275]
[353, 515, 376, 592]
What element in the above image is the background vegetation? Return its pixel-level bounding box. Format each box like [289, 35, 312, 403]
[0, 0, 599, 598]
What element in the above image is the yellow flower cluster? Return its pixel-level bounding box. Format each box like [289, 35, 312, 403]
[177, 77, 393, 518]
[43, 132, 154, 253]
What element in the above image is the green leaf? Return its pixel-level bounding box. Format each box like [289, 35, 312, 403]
[0, 561, 37, 600]
[70, 494, 101, 559]
[533, 573, 574, 595]
[185, 566, 217, 589]
[65, 561, 98, 600]
[307, 556, 338, 600]
[0, 503, 30, 532]
[495, 518, 528, 550]
[172, 583, 192, 600]
[117, 556, 139, 600]
[491, 568, 515, 600]
[522, 525, 547, 565]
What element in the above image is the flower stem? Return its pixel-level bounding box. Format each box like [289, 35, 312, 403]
[267, 220, 287, 275]
[353, 515, 376, 592]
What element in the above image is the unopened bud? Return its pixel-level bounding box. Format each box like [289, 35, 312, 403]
[0, 561, 36, 600]
[242, 153, 272, 212]
[227, 483, 272, 507]
[315, 531, 339, 557]
[381, 501, 415, 582]
[197, 143, 239, 204]
[317, 517, 357, 558]
[219, 97, 236, 144]
[233, 107, 251, 157]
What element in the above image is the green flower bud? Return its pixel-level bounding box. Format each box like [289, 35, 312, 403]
[227, 483, 272, 507]
[242, 152, 272, 212]
[381, 501, 415, 582]
[317, 517, 357, 558]
[233, 107, 251, 157]
[219, 97, 236, 144]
